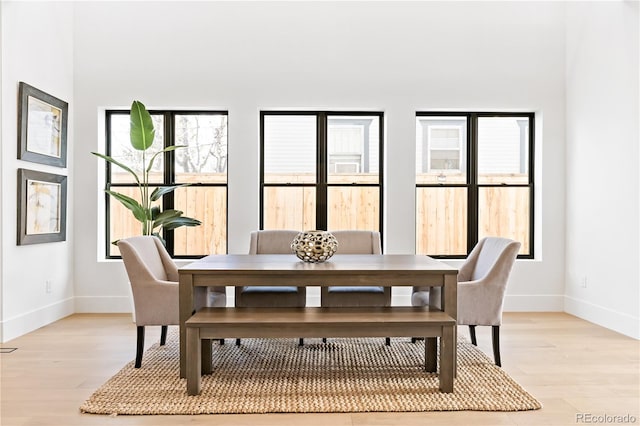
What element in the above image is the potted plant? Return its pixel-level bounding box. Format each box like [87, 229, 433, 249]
[93, 100, 201, 244]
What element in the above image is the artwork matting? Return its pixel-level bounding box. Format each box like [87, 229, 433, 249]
[17, 168, 67, 245]
[18, 82, 68, 167]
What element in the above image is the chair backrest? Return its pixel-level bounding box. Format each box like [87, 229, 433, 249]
[249, 230, 300, 254]
[330, 230, 382, 254]
[117, 236, 178, 284]
[117, 236, 180, 326]
[457, 237, 520, 326]
[463, 237, 520, 283]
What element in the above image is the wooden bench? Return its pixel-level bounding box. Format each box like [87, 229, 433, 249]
[185, 306, 456, 395]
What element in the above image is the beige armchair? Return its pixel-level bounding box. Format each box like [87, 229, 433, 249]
[321, 230, 391, 345]
[118, 236, 226, 368]
[235, 230, 305, 345]
[412, 237, 520, 366]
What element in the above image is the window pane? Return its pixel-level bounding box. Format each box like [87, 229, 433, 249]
[108, 186, 160, 256]
[264, 187, 316, 230]
[327, 116, 379, 184]
[478, 187, 530, 255]
[416, 116, 467, 184]
[264, 115, 316, 184]
[109, 114, 164, 184]
[478, 117, 529, 184]
[175, 114, 228, 184]
[327, 187, 379, 231]
[173, 186, 227, 256]
[416, 187, 467, 256]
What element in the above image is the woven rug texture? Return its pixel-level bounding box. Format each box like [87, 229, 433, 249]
[80, 331, 541, 415]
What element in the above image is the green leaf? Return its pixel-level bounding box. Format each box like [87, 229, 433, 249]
[105, 190, 147, 223]
[130, 100, 155, 151]
[151, 209, 183, 229]
[155, 209, 183, 222]
[92, 152, 141, 186]
[150, 206, 161, 220]
[150, 184, 189, 202]
[161, 216, 202, 230]
[146, 145, 186, 174]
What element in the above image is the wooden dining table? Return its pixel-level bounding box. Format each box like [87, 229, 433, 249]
[178, 254, 458, 380]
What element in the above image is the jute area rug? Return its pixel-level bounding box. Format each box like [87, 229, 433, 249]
[80, 331, 541, 415]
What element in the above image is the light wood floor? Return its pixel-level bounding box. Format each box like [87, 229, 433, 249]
[1, 312, 638, 426]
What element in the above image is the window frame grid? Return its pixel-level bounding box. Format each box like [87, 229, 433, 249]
[416, 111, 534, 259]
[260, 110, 384, 238]
[104, 109, 229, 259]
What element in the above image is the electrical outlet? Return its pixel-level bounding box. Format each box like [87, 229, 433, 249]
[579, 276, 587, 288]
[45, 280, 52, 294]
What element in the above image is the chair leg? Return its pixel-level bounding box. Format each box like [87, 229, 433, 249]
[135, 326, 145, 368]
[469, 325, 477, 346]
[385, 337, 391, 346]
[492, 325, 501, 367]
[160, 325, 168, 345]
[298, 338, 304, 346]
[235, 338, 241, 346]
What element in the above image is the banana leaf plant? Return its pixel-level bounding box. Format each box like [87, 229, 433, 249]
[93, 100, 201, 244]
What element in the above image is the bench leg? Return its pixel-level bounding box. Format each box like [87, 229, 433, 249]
[425, 337, 437, 372]
[186, 327, 202, 396]
[439, 326, 454, 393]
[202, 339, 212, 375]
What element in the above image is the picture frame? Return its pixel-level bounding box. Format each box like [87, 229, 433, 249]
[18, 82, 68, 167]
[17, 168, 67, 245]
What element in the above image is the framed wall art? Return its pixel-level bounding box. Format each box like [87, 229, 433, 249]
[18, 82, 68, 167]
[17, 168, 67, 245]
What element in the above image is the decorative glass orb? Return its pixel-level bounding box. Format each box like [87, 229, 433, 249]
[291, 230, 338, 263]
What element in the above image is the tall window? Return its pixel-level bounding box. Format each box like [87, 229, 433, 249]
[261, 111, 383, 233]
[105, 110, 228, 258]
[416, 112, 534, 258]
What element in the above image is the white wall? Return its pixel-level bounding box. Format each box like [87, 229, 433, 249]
[1, 1, 634, 343]
[0, 2, 4, 335]
[0, 1, 75, 342]
[71, 2, 567, 313]
[565, 2, 640, 338]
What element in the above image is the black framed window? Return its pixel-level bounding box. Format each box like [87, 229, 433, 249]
[260, 111, 383, 234]
[104, 110, 228, 258]
[416, 112, 534, 258]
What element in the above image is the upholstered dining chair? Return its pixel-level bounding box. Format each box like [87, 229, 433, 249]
[412, 236, 520, 366]
[235, 229, 305, 346]
[118, 236, 226, 368]
[321, 230, 391, 345]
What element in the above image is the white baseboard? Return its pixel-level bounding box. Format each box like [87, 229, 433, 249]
[503, 294, 564, 311]
[312, 292, 563, 311]
[74, 296, 133, 313]
[564, 296, 639, 339]
[71, 291, 563, 312]
[4, 294, 635, 343]
[307, 291, 412, 307]
[0, 298, 74, 343]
